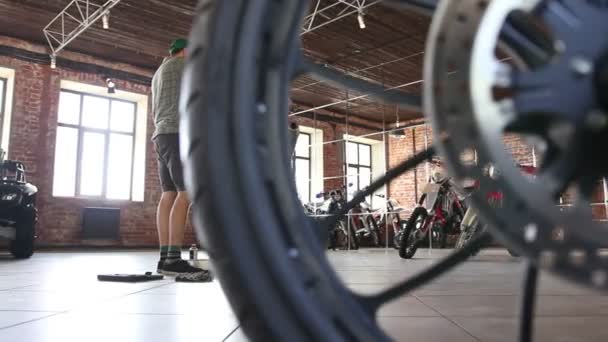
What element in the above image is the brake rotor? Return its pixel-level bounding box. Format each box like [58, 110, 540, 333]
[425, 0, 608, 290]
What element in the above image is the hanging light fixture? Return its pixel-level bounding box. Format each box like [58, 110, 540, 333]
[102, 12, 110, 29]
[390, 107, 406, 138]
[357, 10, 366, 29]
[50, 55, 57, 69]
[106, 78, 116, 94]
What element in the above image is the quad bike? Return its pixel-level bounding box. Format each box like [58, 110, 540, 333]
[180, 1, 608, 341]
[398, 164, 466, 258]
[0, 150, 37, 259]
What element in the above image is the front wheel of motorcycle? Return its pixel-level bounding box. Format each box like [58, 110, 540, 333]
[456, 223, 486, 257]
[367, 216, 381, 247]
[399, 207, 427, 259]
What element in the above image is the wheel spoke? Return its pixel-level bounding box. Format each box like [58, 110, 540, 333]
[538, 0, 585, 38]
[325, 147, 435, 233]
[291, 51, 309, 80]
[519, 262, 539, 342]
[539, 153, 579, 199]
[358, 232, 493, 312]
[500, 12, 553, 67]
[304, 59, 422, 111]
[385, 0, 438, 16]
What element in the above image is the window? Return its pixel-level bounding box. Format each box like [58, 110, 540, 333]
[293, 132, 312, 203]
[0, 67, 15, 155]
[346, 141, 372, 202]
[53, 90, 137, 200]
[0, 77, 6, 146]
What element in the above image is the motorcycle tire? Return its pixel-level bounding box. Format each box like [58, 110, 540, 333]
[366, 216, 380, 247]
[456, 223, 485, 257]
[399, 207, 428, 259]
[392, 220, 407, 249]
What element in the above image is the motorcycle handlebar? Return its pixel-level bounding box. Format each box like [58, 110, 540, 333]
[316, 183, 354, 198]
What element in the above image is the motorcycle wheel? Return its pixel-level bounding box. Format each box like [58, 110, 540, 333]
[399, 207, 428, 259]
[456, 225, 481, 257]
[366, 216, 380, 247]
[346, 221, 359, 250]
[392, 219, 406, 249]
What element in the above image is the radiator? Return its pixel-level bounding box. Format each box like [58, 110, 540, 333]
[82, 207, 120, 240]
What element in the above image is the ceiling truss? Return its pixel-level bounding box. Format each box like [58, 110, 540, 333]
[43, 0, 122, 63]
[301, 0, 381, 34]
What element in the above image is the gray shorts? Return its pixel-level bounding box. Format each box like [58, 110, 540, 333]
[153, 133, 185, 192]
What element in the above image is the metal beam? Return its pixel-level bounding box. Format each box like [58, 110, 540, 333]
[43, 0, 123, 59]
[289, 78, 424, 117]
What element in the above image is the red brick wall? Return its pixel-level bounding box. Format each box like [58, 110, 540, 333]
[0, 37, 198, 247]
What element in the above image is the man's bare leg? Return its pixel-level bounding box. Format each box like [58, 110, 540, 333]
[157, 191, 177, 270]
[165, 191, 191, 263]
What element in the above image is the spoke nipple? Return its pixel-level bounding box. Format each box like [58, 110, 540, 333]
[586, 109, 608, 131]
[592, 270, 607, 288]
[257, 103, 268, 114]
[524, 223, 538, 243]
[288, 248, 299, 259]
[554, 40, 567, 54]
[571, 56, 594, 76]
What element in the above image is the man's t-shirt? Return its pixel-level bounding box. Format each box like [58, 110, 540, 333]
[152, 56, 185, 139]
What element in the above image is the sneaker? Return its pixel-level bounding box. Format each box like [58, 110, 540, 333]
[156, 260, 164, 274]
[161, 259, 206, 276]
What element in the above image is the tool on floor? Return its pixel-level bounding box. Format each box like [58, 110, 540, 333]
[97, 272, 164, 283]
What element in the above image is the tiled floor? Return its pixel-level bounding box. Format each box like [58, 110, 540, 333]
[0, 248, 606, 341]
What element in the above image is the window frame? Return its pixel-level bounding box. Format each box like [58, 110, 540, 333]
[0, 77, 6, 144]
[346, 141, 373, 200]
[292, 131, 312, 203]
[55, 89, 138, 200]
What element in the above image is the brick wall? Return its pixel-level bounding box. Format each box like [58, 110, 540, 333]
[0, 36, 198, 247]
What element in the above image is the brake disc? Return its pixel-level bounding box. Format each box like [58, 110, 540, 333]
[425, 0, 608, 290]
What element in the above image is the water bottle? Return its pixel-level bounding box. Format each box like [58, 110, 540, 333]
[189, 244, 198, 261]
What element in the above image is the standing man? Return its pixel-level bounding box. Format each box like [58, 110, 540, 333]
[152, 38, 208, 280]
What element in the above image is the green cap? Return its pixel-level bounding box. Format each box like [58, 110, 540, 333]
[169, 38, 188, 55]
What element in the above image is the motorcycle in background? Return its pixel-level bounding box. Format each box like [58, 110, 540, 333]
[456, 164, 537, 256]
[371, 195, 408, 249]
[398, 163, 467, 259]
[350, 190, 381, 247]
[307, 185, 359, 250]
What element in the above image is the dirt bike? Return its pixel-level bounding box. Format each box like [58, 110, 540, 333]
[399, 170, 466, 259]
[457, 165, 537, 257]
[349, 190, 381, 247]
[371, 194, 408, 249]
